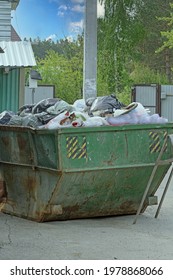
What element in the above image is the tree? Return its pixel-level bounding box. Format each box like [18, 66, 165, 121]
[31, 1, 173, 104]
[32, 34, 84, 60]
[98, 0, 145, 94]
[32, 35, 84, 104]
[98, 0, 173, 100]
[155, 3, 173, 81]
[36, 49, 83, 104]
[135, 0, 173, 82]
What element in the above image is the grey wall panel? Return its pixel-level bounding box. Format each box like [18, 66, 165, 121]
[135, 86, 156, 106]
[24, 86, 55, 105]
[161, 85, 173, 121]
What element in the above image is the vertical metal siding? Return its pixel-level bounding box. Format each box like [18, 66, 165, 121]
[135, 85, 156, 106]
[0, 1, 11, 41]
[161, 85, 173, 122]
[132, 84, 173, 122]
[134, 85, 157, 114]
[0, 68, 19, 112]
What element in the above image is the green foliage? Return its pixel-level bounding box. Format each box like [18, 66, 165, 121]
[156, 3, 173, 53]
[29, 0, 173, 105]
[98, 0, 146, 95]
[36, 48, 83, 104]
[130, 63, 169, 84]
[98, 0, 173, 91]
[113, 62, 169, 106]
[116, 87, 131, 106]
[31, 35, 84, 60]
[32, 36, 83, 104]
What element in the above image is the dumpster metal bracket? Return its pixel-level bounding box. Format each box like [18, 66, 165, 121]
[28, 131, 38, 170]
[0, 180, 7, 203]
[133, 134, 173, 224]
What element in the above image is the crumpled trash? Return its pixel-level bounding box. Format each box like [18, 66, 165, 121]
[32, 98, 59, 114]
[73, 99, 87, 112]
[83, 116, 109, 127]
[0, 111, 15, 125]
[0, 97, 168, 129]
[89, 94, 125, 116]
[85, 97, 96, 107]
[47, 99, 74, 115]
[22, 114, 42, 128]
[36, 112, 56, 125]
[72, 119, 83, 127]
[18, 104, 35, 116]
[8, 114, 42, 128]
[106, 102, 168, 126]
[8, 115, 23, 126]
[42, 111, 73, 129]
[41, 111, 88, 130]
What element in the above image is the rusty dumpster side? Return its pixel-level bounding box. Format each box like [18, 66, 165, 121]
[0, 123, 173, 222]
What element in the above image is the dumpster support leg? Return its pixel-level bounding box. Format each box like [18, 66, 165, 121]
[154, 134, 173, 218]
[133, 136, 168, 224]
[155, 165, 173, 218]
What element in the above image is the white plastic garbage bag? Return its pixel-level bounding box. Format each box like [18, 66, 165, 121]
[83, 116, 109, 127]
[43, 111, 72, 129]
[73, 99, 86, 112]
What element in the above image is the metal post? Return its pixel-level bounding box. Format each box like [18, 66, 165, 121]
[133, 136, 168, 224]
[83, 0, 97, 101]
[32, 88, 35, 104]
[155, 135, 173, 218]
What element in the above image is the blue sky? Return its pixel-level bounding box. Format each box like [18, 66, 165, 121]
[12, 0, 104, 41]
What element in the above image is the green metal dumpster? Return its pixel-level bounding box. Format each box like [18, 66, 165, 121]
[0, 123, 173, 222]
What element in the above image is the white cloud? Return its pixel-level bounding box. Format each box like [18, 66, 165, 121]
[57, 11, 65, 16]
[46, 34, 57, 41]
[66, 36, 74, 42]
[57, 4, 68, 17]
[71, 4, 84, 13]
[58, 5, 68, 11]
[69, 19, 84, 33]
[49, 0, 60, 4]
[71, 0, 84, 3]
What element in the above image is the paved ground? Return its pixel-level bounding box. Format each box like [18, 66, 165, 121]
[0, 167, 173, 260]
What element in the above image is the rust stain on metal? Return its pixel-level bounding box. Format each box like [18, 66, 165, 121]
[23, 176, 37, 201]
[103, 154, 117, 166]
[17, 135, 27, 150]
[1, 136, 10, 146]
[63, 204, 80, 213]
[119, 201, 136, 213]
[0, 180, 7, 202]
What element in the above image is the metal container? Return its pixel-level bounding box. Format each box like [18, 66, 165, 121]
[0, 123, 173, 222]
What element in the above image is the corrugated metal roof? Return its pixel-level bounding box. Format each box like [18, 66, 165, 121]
[0, 40, 36, 67]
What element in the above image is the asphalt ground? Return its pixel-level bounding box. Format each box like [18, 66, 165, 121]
[0, 167, 173, 260]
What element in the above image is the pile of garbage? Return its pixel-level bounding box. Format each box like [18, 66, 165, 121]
[0, 94, 168, 129]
